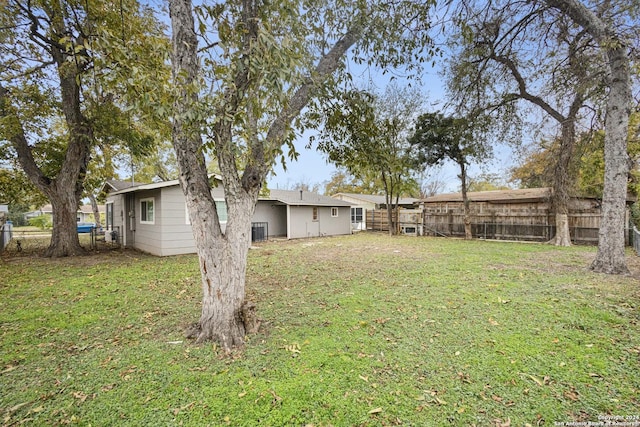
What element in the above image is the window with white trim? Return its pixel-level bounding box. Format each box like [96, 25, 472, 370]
[312, 207, 318, 221]
[331, 207, 339, 217]
[140, 198, 154, 224]
[351, 207, 363, 222]
[185, 200, 228, 225]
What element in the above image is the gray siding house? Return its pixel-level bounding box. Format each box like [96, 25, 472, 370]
[105, 179, 352, 256]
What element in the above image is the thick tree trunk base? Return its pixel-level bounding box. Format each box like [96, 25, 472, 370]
[590, 258, 630, 275]
[185, 301, 261, 351]
[547, 213, 571, 247]
[44, 241, 87, 257]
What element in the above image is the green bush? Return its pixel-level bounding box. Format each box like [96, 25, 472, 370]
[28, 214, 52, 230]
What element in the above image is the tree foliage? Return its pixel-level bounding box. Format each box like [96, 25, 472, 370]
[512, 112, 640, 198]
[323, 167, 419, 197]
[467, 172, 511, 192]
[314, 83, 423, 233]
[409, 112, 489, 169]
[0, 0, 169, 256]
[442, 0, 617, 245]
[409, 111, 491, 238]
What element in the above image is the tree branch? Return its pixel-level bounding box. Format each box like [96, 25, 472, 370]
[0, 85, 51, 192]
[489, 52, 566, 123]
[264, 23, 363, 153]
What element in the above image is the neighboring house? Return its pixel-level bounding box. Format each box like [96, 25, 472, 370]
[104, 178, 352, 256]
[331, 193, 419, 231]
[25, 204, 106, 223]
[419, 187, 634, 244]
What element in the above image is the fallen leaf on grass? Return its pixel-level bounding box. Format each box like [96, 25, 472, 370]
[521, 373, 550, 386]
[172, 401, 195, 416]
[72, 391, 88, 402]
[1, 365, 18, 374]
[283, 343, 301, 355]
[269, 389, 282, 404]
[369, 407, 383, 414]
[563, 389, 579, 401]
[7, 402, 30, 414]
[101, 383, 116, 392]
[434, 396, 448, 406]
[494, 418, 511, 427]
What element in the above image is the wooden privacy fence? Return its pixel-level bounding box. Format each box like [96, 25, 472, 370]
[422, 211, 607, 244]
[366, 209, 397, 232]
[366, 208, 615, 245]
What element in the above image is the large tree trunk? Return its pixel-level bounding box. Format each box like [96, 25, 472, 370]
[460, 163, 472, 239]
[590, 41, 631, 274]
[188, 195, 257, 348]
[0, 2, 91, 258]
[170, 0, 259, 350]
[550, 118, 579, 247]
[544, 0, 631, 274]
[46, 189, 85, 257]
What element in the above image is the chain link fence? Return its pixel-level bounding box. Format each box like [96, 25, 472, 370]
[1, 227, 121, 258]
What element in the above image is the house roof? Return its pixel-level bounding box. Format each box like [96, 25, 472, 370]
[109, 175, 223, 195]
[263, 189, 352, 207]
[420, 188, 553, 204]
[104, 179, 145, 192]
[108, 178, 350, 207]
[331, 193, 419, 206]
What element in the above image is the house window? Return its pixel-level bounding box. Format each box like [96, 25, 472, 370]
[140, 198, 154, 224]
[312, 207, 318, 221]
[331, 207, 339, 217]
[186, 200, 227, 225]
[106, 202, 114, 229]
[215, 200, 228, 223]
[351, 207, 363, 222]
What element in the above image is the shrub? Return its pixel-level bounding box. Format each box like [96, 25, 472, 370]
[28, 214, 52, 230]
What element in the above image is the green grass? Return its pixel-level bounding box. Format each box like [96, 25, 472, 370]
[1, 234, 639, 426]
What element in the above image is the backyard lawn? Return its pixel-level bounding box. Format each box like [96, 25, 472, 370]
[1, 233, 639, 426]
